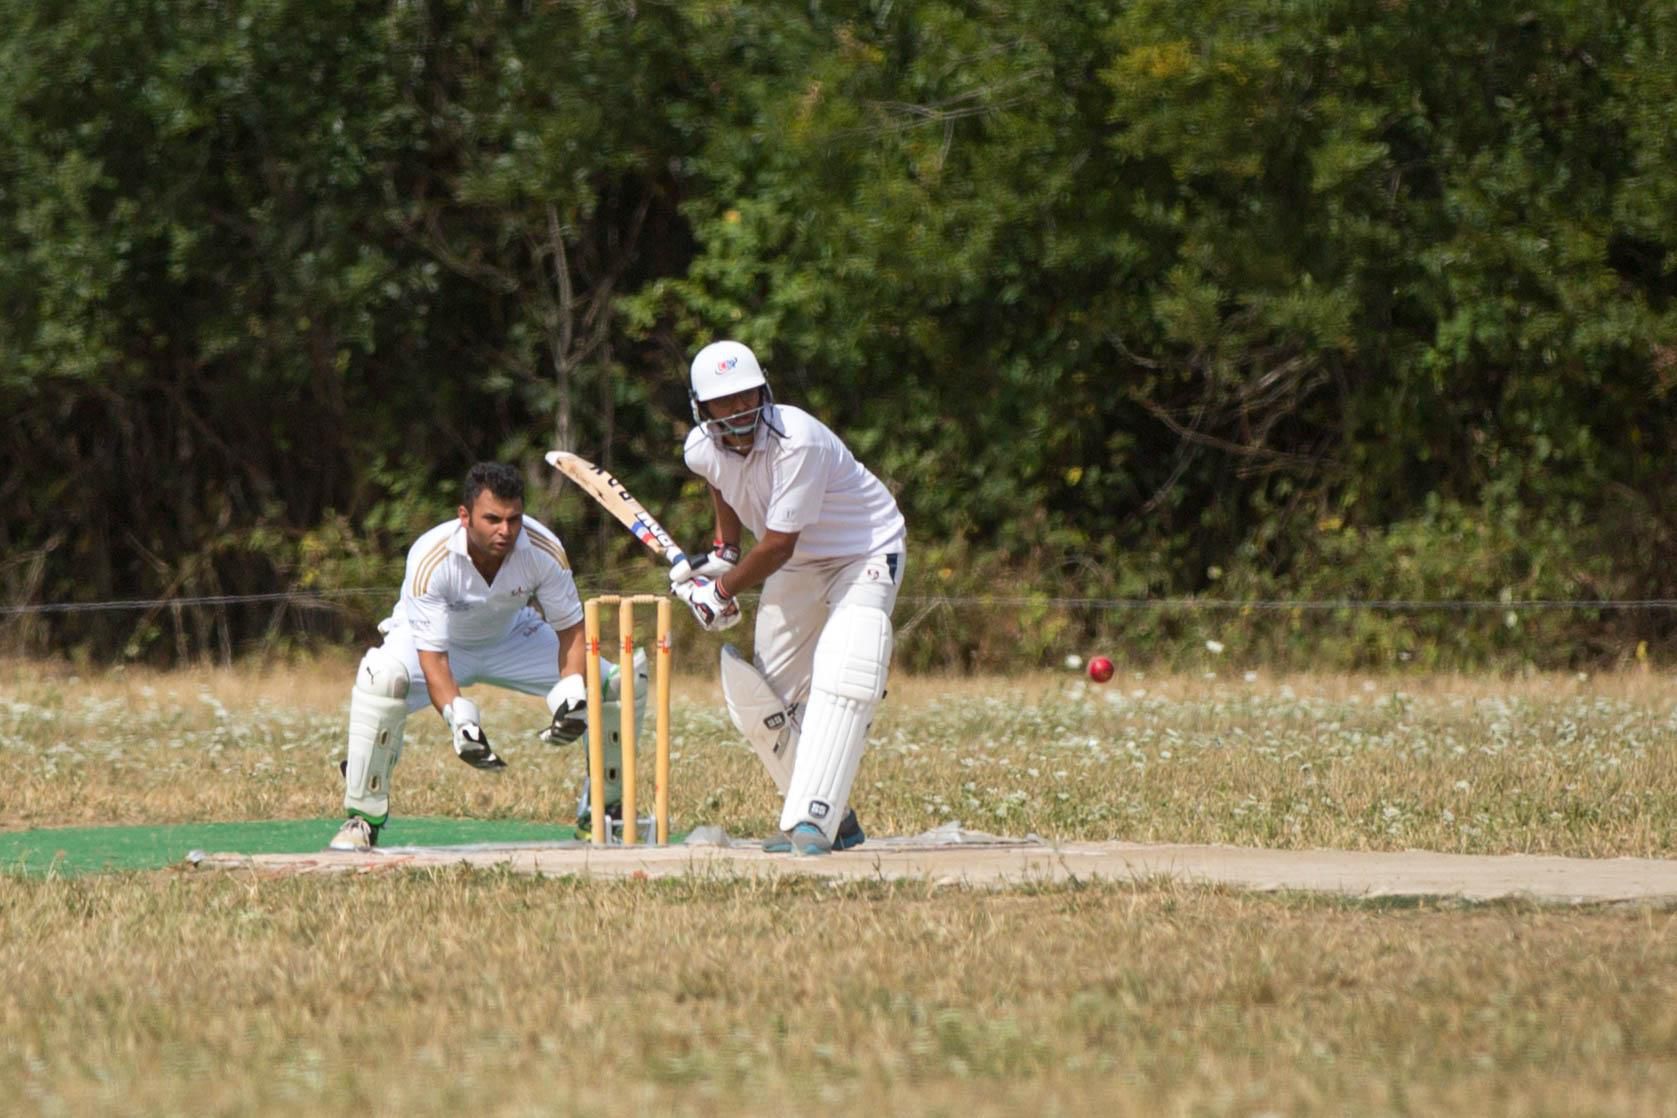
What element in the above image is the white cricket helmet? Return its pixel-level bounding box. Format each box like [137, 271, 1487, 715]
[689, 340, 773, 439]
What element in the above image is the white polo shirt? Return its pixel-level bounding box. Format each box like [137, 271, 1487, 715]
[388, 516, 583, 652]
[683, 405, 906, 563]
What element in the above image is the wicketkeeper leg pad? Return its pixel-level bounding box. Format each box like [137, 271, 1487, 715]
[343, 647, 411, 825]
[778, 605, 893, 839]
[579, 651, 648, 814]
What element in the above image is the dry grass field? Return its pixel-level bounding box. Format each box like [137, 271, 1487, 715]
[8, 874, 1677, 1116]
[6, 657, 1677, 856]
[6, 658, 1677, 1114]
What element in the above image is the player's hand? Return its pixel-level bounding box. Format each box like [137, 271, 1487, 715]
[669, 541, 741, 589]
[677, 576, 742, 632]
[444, 696, 506, 770]
[539, 673, 588, 745]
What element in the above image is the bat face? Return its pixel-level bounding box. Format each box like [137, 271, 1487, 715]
[547, 450, 683, 564]
[591, 462, 678, 551]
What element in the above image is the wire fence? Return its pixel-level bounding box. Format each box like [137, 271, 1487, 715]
[7, 586, 1673, 675]
[0, 590, 385, 617]
[5, 589, 1677, 617]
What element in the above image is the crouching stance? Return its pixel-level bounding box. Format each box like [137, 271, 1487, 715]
[332, 461, 638, 851]
[673, 340, 907, 855]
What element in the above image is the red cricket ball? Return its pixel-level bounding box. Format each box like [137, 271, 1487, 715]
[1087, 656, 1115, 683]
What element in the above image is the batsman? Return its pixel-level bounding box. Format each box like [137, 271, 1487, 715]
[673, 340, 907, 855]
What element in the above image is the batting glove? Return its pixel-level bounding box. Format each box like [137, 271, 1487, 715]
[669, 541, 741, 590]
[539, 673, 589, 746]
[444, 696, 506, 770]
[677, 576, 742, 632]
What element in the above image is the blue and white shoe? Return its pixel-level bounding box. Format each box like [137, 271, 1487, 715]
[764, 810, 862, 853]
[788, 822, 831, 855]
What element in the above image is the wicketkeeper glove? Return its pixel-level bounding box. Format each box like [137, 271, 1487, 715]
[443, 696, 506, 770]
[668, 540, 741, 590]
[677, 575, 742, 632]
[539, 673, 589, 746]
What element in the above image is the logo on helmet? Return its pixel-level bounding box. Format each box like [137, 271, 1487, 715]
[715, 357, 737, 373]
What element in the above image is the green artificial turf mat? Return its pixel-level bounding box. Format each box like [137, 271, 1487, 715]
[0, 817, 583, 876]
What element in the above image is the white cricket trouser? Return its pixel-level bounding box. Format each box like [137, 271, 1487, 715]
[753, 547, 907, 718]
[377, 608, 564, 714]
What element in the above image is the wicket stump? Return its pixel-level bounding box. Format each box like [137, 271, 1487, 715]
[583, 594, 672, 845]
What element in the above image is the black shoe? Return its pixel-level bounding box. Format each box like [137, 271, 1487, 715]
[577, 801, 623, 841]
[834, 809, 865, 851]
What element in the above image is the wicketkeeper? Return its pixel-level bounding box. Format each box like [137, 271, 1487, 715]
[672, 340, 908, 855]
[331, 462, 642, 851]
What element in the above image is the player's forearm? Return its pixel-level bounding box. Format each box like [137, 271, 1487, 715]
[710, 487, 743, 547]
[556, 621, 585, 679]
[719, 530, 797, 596]
[417, 649, 461, 714]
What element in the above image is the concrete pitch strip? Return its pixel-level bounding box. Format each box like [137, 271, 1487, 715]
[190, 825, 1677, 906]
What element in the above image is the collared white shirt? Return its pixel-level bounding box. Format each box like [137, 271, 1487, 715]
[684, 404, 906, 563]
[388, 516, 583, 652]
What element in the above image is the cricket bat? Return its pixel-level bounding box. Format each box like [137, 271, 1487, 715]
[545, 450, 688, 569]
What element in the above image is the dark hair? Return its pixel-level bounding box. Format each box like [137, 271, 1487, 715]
[464, 462, 524, 509]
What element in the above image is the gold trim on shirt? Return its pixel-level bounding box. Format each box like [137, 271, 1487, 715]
[527, 532, 571, 571]
[413, 539, 451, 596]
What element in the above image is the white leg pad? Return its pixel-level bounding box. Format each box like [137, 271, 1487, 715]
[343, 648, 410, 824]
[778, 606, 893, 838]
[720, 644, 798, 794]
